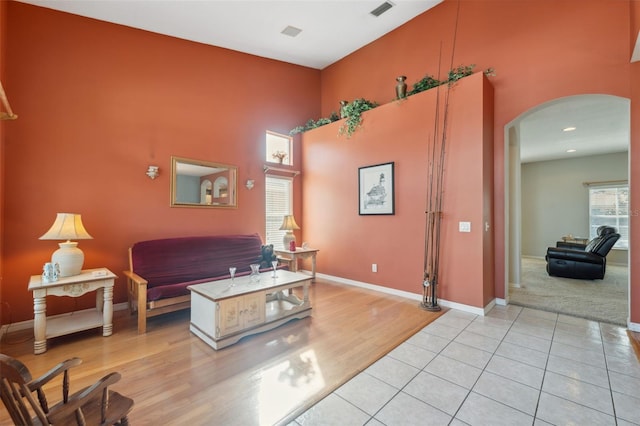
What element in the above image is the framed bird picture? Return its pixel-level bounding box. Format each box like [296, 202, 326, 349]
[358, 162, 395, 215]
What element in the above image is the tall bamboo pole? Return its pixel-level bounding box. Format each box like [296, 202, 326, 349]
[421, 0, 461, 311]
[421, 43, 443, 311]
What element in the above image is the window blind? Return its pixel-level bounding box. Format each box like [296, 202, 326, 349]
[265, 176, 293, 249]
[588, 183, 628, 249]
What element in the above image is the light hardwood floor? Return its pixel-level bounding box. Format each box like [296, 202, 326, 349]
[0, 279, 443, 425]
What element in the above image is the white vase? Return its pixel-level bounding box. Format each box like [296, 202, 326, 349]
[52, 241, 84, 277]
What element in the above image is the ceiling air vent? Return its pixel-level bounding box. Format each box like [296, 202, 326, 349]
[370, 1, 395, 17]
[281, 25, 302, 37]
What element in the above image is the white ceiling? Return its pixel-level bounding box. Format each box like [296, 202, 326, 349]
[519, 95, 629, 164]
[176, 162, 225, 177]
[16, 0, 631, 163]
[17, 0, 442, 70]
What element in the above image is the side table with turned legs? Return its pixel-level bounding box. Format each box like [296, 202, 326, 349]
[275, 248, 319, 282]
[28, 268, 116, 354]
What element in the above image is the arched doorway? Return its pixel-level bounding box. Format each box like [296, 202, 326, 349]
[200, 179, 213, 204]
[504, 94, 630, 324]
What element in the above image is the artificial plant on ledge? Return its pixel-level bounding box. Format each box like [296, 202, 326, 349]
[338, 98, 379, 138]
[409, 64, 495, 96]
[289, 112, 340, 136]
[288, 64, 494, 138]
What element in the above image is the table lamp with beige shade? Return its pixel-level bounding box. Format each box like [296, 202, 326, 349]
[279, 214, 300, 249]
[39, 213, 93, 277]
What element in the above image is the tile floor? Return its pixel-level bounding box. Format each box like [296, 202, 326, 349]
[292, 305, 640, 426]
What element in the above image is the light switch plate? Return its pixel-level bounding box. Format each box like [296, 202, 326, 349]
[459, 221, 471, 232]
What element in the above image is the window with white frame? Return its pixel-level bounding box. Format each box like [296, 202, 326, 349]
[265, 175, 293, 249]
[588, 183, 628, 249]
[266, 131, 292, 166]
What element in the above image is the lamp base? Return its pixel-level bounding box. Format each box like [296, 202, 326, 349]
[52, 241, 84, 277]
[283, 231, 295, 250]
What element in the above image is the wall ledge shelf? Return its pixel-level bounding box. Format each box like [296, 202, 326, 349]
[264, 165, 300, 176]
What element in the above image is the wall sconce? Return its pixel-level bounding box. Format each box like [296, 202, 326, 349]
[146, 166, 159, 179]
[246, 179, 255, 190]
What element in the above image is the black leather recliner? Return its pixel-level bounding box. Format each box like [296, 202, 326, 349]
[546, 226, 620, 280]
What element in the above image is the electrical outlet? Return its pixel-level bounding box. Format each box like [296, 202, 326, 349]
[459, 221, 471, 232]
[372, 263, 377, 272]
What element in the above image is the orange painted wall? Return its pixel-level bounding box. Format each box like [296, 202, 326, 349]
[0, 0, 6, 320]
[302, 73, 493, 308]
[631, 60, 640, 328]
[631, 0, 640, 57]
[2, 0, 639, 326]
[631, 0, 640, 328]
[319, 0, 638, 320]
[1, 2, 319, 323]
[482, 76, 495, 307]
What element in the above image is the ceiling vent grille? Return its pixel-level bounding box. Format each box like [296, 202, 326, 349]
[281, 26, 302, 37]
[370, 1, 395, 17]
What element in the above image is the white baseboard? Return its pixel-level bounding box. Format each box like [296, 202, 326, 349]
[0, 302, 129, 341]
[316, 274, 640, 331]
[608, 261, 629, 267]
[438, 299, 487, 316]
[524, 254, 628, 268]
[315, 273, 496, 317]
[494, 298, 507, 306]
[315, 272, 423, 302]
[5, 281, 639, 337]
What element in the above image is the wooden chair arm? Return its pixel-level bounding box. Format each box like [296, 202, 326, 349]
[45, 372, 125, 424]
[26, 357, 82, 413]
[123, 269, 149, 333]
[122, 269, 148, 285]
[27, 358, 82, 391]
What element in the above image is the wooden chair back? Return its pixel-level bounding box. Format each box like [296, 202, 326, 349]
[0, 354, 133, 425]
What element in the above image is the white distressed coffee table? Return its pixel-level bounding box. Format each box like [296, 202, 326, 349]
[188, 270, 312, 350]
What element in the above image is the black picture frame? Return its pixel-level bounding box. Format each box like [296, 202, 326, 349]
[358, 162, 395, 215]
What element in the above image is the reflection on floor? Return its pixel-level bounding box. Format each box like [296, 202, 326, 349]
[292, 305, 640, 425]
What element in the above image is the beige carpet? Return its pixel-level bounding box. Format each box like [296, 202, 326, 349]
[509, 257, 628, 326]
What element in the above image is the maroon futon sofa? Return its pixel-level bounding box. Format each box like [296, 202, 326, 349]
[123, 234, 280, 333]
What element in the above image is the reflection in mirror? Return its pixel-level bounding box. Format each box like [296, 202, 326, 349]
[171, 156, 237, 208]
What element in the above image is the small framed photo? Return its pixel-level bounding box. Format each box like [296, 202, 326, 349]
[358, 162, 395, 215]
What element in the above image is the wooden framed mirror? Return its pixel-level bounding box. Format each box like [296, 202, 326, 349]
[171, 156, 237, 208]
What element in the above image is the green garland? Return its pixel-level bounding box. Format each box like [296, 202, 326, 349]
[289, 112, 340, 135]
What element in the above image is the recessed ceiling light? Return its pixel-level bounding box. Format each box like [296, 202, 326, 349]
[281, 26, 302, 37]
[563, 126, 576, 132]
[566, 149, 577, 153]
